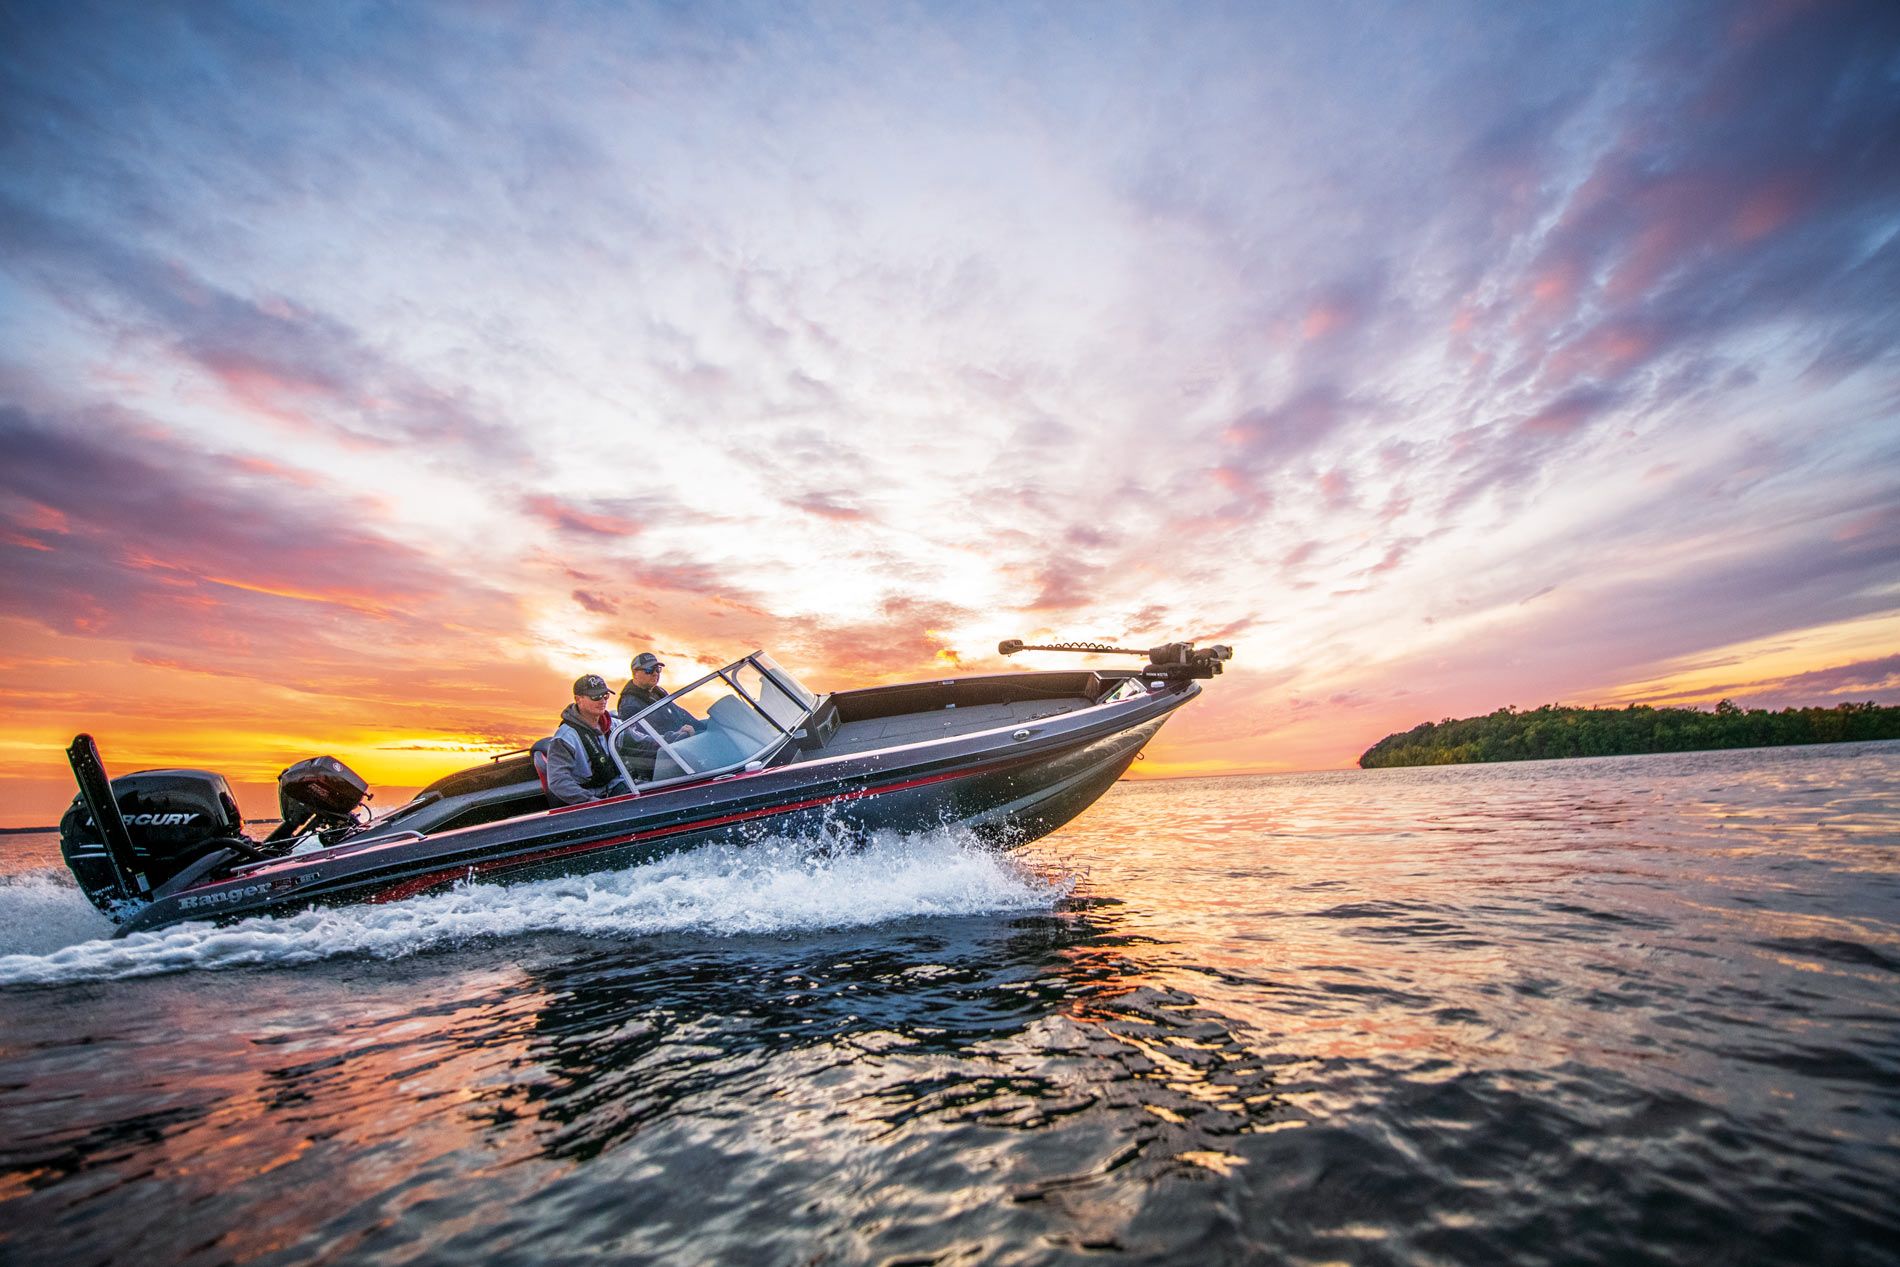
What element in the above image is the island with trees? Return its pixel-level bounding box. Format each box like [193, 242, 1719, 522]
[1358, 699, 1900, 768]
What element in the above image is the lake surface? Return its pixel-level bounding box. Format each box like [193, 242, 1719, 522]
[3, 743, 1898, 1265]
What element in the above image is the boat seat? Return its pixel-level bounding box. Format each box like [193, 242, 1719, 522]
[647, 699, 784, 781]
[651, 729, 743, 780]
[708, 696, 780, 751]
[530, 737, 556, 808]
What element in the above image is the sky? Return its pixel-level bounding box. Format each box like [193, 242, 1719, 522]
[2, 0, 1898, 826]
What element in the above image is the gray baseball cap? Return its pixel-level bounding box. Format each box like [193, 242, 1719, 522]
[572, 674, 614, 699]
[631, 652, 664, 673]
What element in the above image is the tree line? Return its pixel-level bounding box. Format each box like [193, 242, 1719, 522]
[1358, 699, 1900, 768]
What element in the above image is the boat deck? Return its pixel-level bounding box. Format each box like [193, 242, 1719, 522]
[809, 696, 1096, 759]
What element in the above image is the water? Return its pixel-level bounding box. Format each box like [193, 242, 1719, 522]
[3, 743, 1897, 1265]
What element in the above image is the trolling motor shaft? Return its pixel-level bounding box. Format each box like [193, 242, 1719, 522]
[998, 638, 1233, 679]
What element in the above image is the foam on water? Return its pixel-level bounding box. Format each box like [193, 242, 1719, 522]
[0, 829, 1072, 987]
[0, 870, 119, 957]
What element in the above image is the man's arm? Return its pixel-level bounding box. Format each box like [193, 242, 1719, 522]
[543, 733, 593, 805]
[662, 702, 697, 736]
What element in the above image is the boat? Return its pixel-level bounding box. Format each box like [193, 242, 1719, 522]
[58, 639, 1232, 936]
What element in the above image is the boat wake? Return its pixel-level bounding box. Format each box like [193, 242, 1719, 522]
[0, 830, 1074, 987]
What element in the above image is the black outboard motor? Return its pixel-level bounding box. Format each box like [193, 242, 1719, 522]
[59, 753, 254, 914]
[265, 755, 371, 844]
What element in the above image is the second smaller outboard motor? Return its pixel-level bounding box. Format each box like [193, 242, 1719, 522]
[267, 755, 370, 843]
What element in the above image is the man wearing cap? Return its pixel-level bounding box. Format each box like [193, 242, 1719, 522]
[617, 651, 697, 737]
[546, 674, 632, 806]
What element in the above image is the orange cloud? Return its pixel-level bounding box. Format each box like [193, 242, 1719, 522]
[201, 575, 397, 616]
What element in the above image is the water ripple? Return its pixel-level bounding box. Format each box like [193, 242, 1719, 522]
[2, 743, 1897, 1264]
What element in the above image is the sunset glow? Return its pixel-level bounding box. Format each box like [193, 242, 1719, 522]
[2, 1, 1896, 825]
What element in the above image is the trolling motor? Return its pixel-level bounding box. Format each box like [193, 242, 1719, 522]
[997, 638, 1234, 682]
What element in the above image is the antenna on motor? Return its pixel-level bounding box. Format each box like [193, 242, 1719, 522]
[998, 638, 1233, 679]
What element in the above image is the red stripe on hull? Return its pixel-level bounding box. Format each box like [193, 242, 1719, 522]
[365, 759, 998, 906]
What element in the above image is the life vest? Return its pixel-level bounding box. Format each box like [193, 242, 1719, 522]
[556, 710, 618, 791]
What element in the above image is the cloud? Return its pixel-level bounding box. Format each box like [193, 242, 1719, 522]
[1482, 1, 1900, 395]
[1020, 560, 1111, 614]
[1206, 388, 1362, 513]
[1613, 649, 1900, 713]
[0, 0, 1896, 814]
[1770, 653, 1900, 700]
[0, 403, 518, 664]
[1518, 385, 1622, 437]
[773, 594, 981, 683]
[522, 495, 649, 538]
[0, 197, 528, 463]
[786, 492, 873, 522]
[1221, 389, 1352, 464]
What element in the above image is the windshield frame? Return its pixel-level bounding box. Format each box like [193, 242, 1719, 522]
[605, 651, 819, 790]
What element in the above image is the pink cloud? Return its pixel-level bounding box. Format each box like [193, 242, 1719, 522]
[1302, 305, 1346, 339]
[521, 495, 644, 537]
[787, 493, 872, 522]
[1730, 172, 1815, 243]
[1834, 506, 1898, 542]
[1518, 386, 1619, 436]
[1318, 469, 1353, 508]
[203, 357, 345, 437]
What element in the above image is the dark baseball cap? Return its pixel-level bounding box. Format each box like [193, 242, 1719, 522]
[631, 652, 664, 672]
[572, 674, 614, 699]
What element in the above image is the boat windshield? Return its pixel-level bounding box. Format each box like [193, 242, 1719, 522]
[607, 651, 818, 786]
